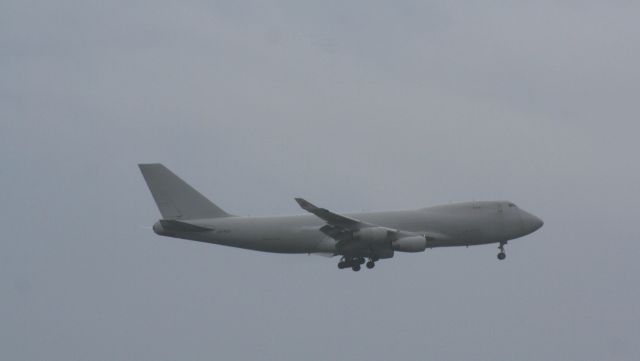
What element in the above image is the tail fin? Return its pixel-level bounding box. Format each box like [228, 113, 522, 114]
[138, 163, 232, 220]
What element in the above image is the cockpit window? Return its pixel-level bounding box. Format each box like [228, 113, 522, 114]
[508, 203, 517, 208]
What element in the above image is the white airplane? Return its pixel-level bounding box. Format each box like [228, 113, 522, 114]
[139, 164, 543, 271]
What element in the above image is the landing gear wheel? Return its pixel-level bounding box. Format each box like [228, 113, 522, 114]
[338, 261, 347, 269]
[352, 265, 361, 272]
[497, 242, 507, 260]
[366, 261, 375, 269]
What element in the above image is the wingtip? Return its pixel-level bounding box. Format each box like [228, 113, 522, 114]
[295, 197, 314, 210]
[138, 163, 164, 169]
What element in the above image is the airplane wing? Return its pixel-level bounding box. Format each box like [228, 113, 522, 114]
[294, 198, 365, 228]
[296, 198, 430, 262]
[295, 197, 398, 243]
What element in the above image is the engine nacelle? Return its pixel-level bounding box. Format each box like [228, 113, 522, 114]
[355, 227, 391, 245]
[393, 236, 427, 252]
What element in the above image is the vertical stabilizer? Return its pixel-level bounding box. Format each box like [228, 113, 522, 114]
[138, 163, 232, 220]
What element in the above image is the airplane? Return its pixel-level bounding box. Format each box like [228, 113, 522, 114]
[139, 163, 543, 271]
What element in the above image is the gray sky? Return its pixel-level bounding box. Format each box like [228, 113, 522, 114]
[2, 1, 639, 360]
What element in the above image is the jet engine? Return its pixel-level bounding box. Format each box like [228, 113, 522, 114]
[393, 235, 427, 252]
[354, 227, 391, 244]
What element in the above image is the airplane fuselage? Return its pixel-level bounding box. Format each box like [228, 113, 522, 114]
[139, 164, 543, 268]
[152, 201, 543, 256]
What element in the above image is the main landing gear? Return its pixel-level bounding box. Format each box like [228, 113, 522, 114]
[337, 257, 363, 270]
[338, 256, 378, 271]
[366, 255, 378, 269]
[497, 242, 507, 260]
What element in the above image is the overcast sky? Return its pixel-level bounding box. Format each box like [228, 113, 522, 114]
[2, 1, 639, 360]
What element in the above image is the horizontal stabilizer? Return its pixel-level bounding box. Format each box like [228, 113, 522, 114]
[159, 219, 211, 232]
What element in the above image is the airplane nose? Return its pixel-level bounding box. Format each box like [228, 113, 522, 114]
[521, 211, 544, 234]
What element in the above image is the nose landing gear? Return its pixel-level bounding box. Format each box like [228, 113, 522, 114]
[497, 242, 507, 260]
